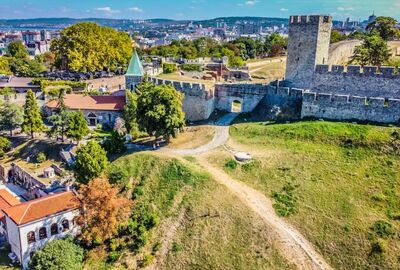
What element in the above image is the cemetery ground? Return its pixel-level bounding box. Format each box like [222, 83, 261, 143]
[205, 120, 400, 270]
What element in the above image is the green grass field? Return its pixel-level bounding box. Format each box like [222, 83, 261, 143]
[206, 121, 400, 269]
[85, 153, 293, 270]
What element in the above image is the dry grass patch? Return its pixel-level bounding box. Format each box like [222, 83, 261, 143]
[168, 126, 215, 150]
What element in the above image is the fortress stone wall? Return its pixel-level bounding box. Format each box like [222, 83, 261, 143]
[328, 40, 362, 65]
[214, 84, 268, 112]
[301, 92, 400, 123]
[149, 78, 214, 121]
[145, 14, 399, 125]
[312, 65, 400, 99]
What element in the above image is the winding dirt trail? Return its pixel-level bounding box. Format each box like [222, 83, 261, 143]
[157, 113, 333, 270]
[197, 156, 332, 270]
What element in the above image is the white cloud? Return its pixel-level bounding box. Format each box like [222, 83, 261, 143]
[337, 6, 355, 11]
[237, 1, 259, 7]
[129, 6, 144, 13]
[280, 8, 289, 12]
[94, 7, 120, 14]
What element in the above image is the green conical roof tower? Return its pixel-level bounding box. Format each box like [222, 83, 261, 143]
[126, 49, 144, 76]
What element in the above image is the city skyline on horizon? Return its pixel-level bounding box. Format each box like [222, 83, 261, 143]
[0, 0, 399, 21]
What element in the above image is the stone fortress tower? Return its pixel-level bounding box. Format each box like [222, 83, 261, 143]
[285, 15, 332, 88]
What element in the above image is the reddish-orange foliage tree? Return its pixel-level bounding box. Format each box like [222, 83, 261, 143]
[77, 177, 133, 245]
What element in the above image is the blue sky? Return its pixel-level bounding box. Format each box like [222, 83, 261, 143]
[0, 0, 399, 20]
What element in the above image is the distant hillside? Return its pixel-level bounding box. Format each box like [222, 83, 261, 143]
[0, 16, 289, 30]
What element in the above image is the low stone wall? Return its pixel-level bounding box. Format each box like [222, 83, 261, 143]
[9, 163, 47, 190]
[301, 92, 400, 123]
[312, 65, 400, 99]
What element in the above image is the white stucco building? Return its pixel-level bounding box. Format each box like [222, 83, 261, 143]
[0, 190, 81, 268]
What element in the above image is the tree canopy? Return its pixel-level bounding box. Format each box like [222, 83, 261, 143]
[0, 102, 23, 136]
[6, 41, 28, 59]
[366, 16, 400, 41]
[22, 89, 44, 138]
[73, 141, 108, 184]
[351, 34, 390, 67]
[4, 41, 46, 77]
[51, 22, 132, 72]
[77, 177, 132, 245]
[66, 111, 90, 142]
[0, 136, 11, 158]
[145, 36, 287, 64]
[136, 81, 185, 140]
[29, 237, 84, 270]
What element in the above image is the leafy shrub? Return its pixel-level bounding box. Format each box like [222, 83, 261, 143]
[371, 220, 395, 238]
[370, 239, 387, 255]
[140, 253, 154, 267]
[224, 159, 238, 170]
[163, 63, 177, 74]
[108, 166, 129, 186]
[107, 251, 122, 263]
[36, 152, 46, 163]
[272, 183, 297, 217]
[102, 131, 127, 154]
[0, 136, 11, 158]
[29, 237, 84, 270]
[172, 242, 182, 253]
[120, 205, 160, 252]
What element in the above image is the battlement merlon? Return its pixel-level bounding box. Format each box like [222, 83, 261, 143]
[315, 64, 400, 77]
[289, 15, 332, 25]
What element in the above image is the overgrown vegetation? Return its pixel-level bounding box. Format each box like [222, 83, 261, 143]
[85, 153, 294, 269]
[145, 35, 287, 65]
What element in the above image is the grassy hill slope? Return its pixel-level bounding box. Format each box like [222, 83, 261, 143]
[206, 121, 400, 269]
[85, 153, 294, 270]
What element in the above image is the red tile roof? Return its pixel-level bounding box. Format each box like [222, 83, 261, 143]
[3, 191, 81, 226]
[0, 190, 21, 219]
[46, 94, 125, 111]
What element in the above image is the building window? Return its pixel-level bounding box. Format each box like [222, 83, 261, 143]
[39, 227, 47, 240]
[62, 219, 69, 231]
[27, 231, 36, 244]
[50, 223, 58, 235]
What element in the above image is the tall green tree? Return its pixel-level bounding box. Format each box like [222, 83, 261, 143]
[51, 22, 132, 72]
[0, 102, 23, 136]
[47, 89, 68, 141]
[29, 237, 84, 270]
[366, 16, 400, 41]
[136, 81, 185, 140]
[74, 141, 108, 184]
[265, 33, 288, 57]
[66, 111, 89, 142]
[6, 41, 28, 59]
[22, 90, 44, 139]
[123, 91, 140, 137]
[351, 34, 390, 67]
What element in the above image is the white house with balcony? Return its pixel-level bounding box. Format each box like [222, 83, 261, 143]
[1, 191, 81, 268]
